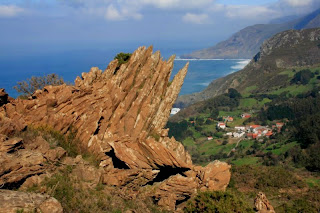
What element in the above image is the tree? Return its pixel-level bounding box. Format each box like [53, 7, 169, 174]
[291, 69, 314, 85]
[227, 88, 242, 99]
[14, 74, 65, 96]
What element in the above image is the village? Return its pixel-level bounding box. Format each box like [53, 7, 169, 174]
[210, 113, 284, 141]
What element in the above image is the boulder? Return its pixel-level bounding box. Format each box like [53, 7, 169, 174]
[0, 189, 63, 213]
[254, 192, 275, 213]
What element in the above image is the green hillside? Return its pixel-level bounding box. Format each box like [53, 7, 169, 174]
[176, 28, 320, 107]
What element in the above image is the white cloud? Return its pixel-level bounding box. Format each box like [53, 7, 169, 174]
[224, 5, 278, 19]
[282, 0, 313, 7]
[182, 13, 208, 24]
[138, 0, 214, 9]
[105, 4, 123, 20]
[104, 4, 142, 21]
[0, 5, 24, 17]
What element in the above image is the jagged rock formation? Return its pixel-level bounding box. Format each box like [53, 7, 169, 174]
[0, 190, 63, 213]
[0, 46, 231, 210]
[254, 192, 275, 213]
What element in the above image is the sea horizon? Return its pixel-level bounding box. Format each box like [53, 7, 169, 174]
[0, 45, 250, 98]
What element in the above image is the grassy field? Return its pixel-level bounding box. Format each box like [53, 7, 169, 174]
[219, 110, 242, 117]
[230, 157, 260, 166]
[242, 85, 257, 97]
[227, 118, 247, 128]
[264, 141, 298, 155]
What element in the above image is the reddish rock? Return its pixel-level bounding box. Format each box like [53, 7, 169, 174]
[0, 46, 231, 210]
[199, 161, 231, 191]
[0, 189, 63, 213]
[154, 174, 198, 210]
[0, 135, 66, 188]
[0, 150, 47, 187]
[102, 168, 159, 187]
[0, 136, 23, 153]
[254, 192, 275, 213]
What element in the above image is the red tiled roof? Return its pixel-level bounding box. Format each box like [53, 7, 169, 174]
[265, 131, 273, 136]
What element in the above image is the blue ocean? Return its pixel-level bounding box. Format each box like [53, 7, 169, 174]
[0, 45, 250, 98]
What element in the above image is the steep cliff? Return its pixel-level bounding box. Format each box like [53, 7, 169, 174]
[175, 28, 320, 108]
[0, 46, 231, 211]
[182, 8, 320, 59]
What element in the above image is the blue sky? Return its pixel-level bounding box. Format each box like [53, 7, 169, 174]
[0, 0, 319, 55]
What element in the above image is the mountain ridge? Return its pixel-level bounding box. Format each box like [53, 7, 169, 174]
[175, 27, 320, 108]
[181, 8, 320, 59]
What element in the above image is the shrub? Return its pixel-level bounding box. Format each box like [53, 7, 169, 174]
[184, 191, 254, 213]
[14, 74, 65, 96]
[114, 52, 132, 66]
[290, 69, 315, 85]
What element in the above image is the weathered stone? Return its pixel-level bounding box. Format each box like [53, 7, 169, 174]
[0, 189, 63, 213]
[19, 174, 49, 191]
[0, 136, 23, 153]
[199, 161, 231, 191]
[0, 46, 231, 210]
[102, 169, 159, 187]
[154, 174, 198, 210]
[0, 150, 47, 187]
[72, 163, 103, 188]
[23, 136, 66, 161]
[254, 192, 275, 213]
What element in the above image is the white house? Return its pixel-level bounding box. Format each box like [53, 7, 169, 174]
[233, 132, 245, 138]
[217, 122, 226, 129]
[170, 108, 180, 115]
[235, 126, 246, 132]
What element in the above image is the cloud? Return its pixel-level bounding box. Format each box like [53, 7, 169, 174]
[105, 4, 123, 20]
[224, 5, 279, 19]
[104, 4, 142, 21]
[137, 0, 214, 10]
[282, 0, 313, 7]
[182, 13, 208, 24]
[0, 5, 24, 17]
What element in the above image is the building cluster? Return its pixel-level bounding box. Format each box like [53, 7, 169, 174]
[213, 112, 284, 140]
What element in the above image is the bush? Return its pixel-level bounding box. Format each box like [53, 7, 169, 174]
[14, 73, 65, 96]
[291, 69, 315, 85]
[114, 52, 132, 66]
[184, 191, 254, 213]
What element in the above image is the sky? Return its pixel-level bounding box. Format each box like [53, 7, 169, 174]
[0, 0, 320, 55]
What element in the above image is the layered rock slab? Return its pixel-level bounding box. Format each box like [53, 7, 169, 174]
[0, 46, 231, 210]
[0, 190, 63, 213]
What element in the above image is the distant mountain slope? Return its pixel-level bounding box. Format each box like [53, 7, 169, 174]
[181, 8, 320, 59]
[175, 28, 320, 108]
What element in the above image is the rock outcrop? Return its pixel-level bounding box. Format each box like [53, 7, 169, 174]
[0, 46, 231, 210]
[0, 134, 66, 189]
[254, 192, 275, 213]
[0, 190, 63, 213]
